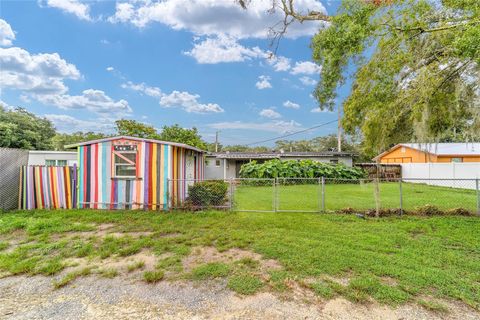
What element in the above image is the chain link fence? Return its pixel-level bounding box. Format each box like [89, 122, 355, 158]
[168, 178, 480, 215]
[0, 148, 29, 210]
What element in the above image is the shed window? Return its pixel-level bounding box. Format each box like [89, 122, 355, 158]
[45, 160, 56, 166]
[215, 160, 221, 167]
[45, 159, 67, 166]
[113, 150, 137, 178]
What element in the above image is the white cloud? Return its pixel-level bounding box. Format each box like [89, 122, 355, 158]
[108, 0, 326, 39]
[255, 75, 272, 90]
[299, 76, 317, 86]
[121, 81, 162, 98]
[160, 91, 224, 113]
[0, 19, 15, 47]
[283, 100, 300, 109]
[106, 66, 114, 72]
[41, 0, 91, 21]
[311, 107, 333, 113]
[0, 46, 81, 95]
[259, 108, 281, 119]
[268, 55, 291, 72]
[0, 99, 16, 110]
[37, 89, 132, 115]
[209, 120, 302, 134]
[184, 35, 267, 64]
[45, 114, 115, 133]
[291, 61, 321, 75]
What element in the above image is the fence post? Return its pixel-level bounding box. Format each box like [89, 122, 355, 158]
[476, 178, 480, 216]
[229, 178, 234, 211]
[399, 178, 403, 215]
[321, 176, 325, 213]
[273, 178, 278, 213]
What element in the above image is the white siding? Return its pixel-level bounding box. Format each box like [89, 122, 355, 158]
[28, 151, 78, 166]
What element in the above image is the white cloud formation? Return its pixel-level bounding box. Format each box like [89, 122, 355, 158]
[108, 0, 326, 39]
[184, 35, 267, 64]
[121, 81, 162, 98]
[290, 61, 321, 75]
[0, 19, 15, 47]
[0, 46, 81, 95]
[283, 100, 300, 109]
[106, 66, 114, 72]
[299, 76, 317, 86]
[37, 89, 132, 115]
[255, 75, 272, 90]
[259, 108, 281, 119]
[311, 107, 333, 113]
[160, 91, 224, 113]
[268, 56, 291, 72]
[209, 120, 302, 134]
[45, 114, 115, 133]
[41, 0, 91, 21]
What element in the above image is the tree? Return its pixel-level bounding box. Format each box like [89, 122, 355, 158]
[52, 132, 109, 151]
[115, 119, 160, 139]
[239, 0, 480, 158]
[311, 0, 480, 157]
[0, 106, 56, 150]
[158, 124, 207, 150]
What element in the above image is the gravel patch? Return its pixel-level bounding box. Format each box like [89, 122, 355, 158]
[0, 275, 478, 320]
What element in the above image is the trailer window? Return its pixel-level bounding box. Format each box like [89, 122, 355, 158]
[113, 145, 137, 178]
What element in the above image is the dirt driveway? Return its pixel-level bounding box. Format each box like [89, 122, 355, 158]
[1, 275, 478, 320]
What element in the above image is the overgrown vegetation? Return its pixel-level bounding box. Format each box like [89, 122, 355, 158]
[0, 210, 478, 309]
[186, 181, 229, 207]
[239, 159, 366, 179]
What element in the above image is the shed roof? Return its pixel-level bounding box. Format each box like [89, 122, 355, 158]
[374, 142, 480, 160]
[208, 151, 354, 160]
[64, 136, 205, 153]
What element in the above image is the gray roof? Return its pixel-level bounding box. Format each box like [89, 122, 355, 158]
[64, 136, 205, 153]
[207, 151, 353, 160]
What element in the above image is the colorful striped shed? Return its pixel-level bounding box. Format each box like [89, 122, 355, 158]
[67, 136, 205, 210]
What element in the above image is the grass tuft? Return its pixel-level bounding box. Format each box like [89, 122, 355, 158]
[99, 268, 118, 278]
[228, 274, 263, 295]
[127, 261, 145, 272]
[143, 270, 164, 283]
[191, 262, 230, 280]
[418, 299, 449, 313]
[53, 267, 92, 288]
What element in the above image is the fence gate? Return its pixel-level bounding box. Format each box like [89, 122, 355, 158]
[0, 148, 28, 210]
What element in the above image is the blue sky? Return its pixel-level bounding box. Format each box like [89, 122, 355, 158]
[0, 0, 346, 146]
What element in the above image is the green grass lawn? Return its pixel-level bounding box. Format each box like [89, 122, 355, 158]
[234, 182, 478, 212]
[0, 210, 479, 309]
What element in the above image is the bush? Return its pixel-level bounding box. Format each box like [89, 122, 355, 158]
[186, 181, 228, 207]
[239, 159, 366, 180]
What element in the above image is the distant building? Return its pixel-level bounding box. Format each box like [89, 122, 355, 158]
[374, 143, 480, 163]
[205, 151, 354, 180]
[28, 150, 78, 166]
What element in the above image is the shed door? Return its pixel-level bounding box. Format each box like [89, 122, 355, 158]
[186, 155, 195, 180]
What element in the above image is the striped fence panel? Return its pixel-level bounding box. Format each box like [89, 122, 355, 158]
[19, 165, 77, 210]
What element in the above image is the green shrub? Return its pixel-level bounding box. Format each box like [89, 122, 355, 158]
[186, 181, 228, 207]
[239, 159, 366, 180]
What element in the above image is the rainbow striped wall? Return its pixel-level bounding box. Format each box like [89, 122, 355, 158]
[78, 138, 204, 210]
[19, 166, 77, 210]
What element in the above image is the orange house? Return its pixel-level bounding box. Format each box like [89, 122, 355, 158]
[374, 143, 480, 163]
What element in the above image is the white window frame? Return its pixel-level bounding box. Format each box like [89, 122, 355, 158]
[113, 150, 138, 178]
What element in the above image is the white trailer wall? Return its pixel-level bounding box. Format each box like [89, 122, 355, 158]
[401, 163, 480, 189]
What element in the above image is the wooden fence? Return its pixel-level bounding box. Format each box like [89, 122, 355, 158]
[19, 165, 77, 210]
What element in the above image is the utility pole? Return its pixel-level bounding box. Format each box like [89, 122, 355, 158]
[337, 104, 342, 152]
[215, 130, 219, 152]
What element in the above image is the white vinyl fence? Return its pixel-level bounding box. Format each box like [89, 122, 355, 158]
[401, 163, 480, 189]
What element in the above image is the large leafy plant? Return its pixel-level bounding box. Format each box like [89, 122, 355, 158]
[239, 159, 365, 180]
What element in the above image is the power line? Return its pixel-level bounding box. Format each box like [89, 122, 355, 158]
[245, 119, 339, 146]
